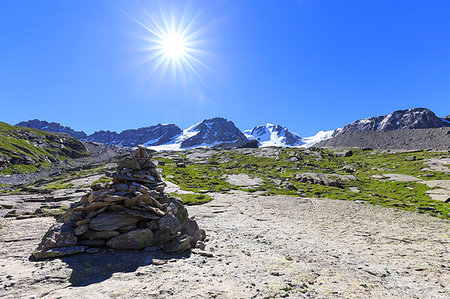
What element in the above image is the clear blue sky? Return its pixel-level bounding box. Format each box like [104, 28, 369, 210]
[1, 0, 449, 136]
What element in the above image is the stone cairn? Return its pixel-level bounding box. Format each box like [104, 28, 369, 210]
[33, 147, 206, 259]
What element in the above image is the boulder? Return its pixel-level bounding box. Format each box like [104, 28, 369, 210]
[37, 223, 77, 251]
[106, 228, 153, 250]
[158, 214, 181, 234]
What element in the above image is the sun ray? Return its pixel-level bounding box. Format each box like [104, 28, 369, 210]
[125, 3, 211, 83]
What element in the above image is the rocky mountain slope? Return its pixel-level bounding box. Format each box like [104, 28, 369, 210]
[333, 108, 449, 136]
[16, 119, 88, 140]
[317, 127, 450, 150]
[244, 123, 303, 146]
[0, 121, 90, 173]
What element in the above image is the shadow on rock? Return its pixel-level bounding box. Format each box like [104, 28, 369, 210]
[55, 250, 190, 287]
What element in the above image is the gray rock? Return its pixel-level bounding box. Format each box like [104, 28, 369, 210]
[405, 155, 417, 161]
[37, 223, 77, 251]
[116, 157, 141, 170]
[74, 224, 89, 236]
[181, 218, 199, 237]
[106, 228, 153, 250]
[33, 246, 87, 260]
[163, 234, 191, 253]
[158, 214, 181, 234]
[89, 212, 138, 231]
[195, 241, 206, 250]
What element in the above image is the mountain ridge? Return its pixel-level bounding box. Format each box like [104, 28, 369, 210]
[15, 107, 449, 150]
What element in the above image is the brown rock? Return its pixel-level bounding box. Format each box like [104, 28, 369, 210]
[104, 195, 128, 203]
[74, 202, 111, 212]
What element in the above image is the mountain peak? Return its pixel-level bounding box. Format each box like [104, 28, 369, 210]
[334, 107, 448, 136]
[245, 123, 302, 147]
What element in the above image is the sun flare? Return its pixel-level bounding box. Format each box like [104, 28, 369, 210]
[160, 33, 187, 59]
[126, 6, 209, 82]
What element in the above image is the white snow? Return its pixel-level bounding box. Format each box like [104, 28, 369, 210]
[245, 123, 303, 147]
[300, 130, 335, 148]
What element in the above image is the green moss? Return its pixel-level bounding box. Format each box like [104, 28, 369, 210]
[91, 176, 112, 186]
[170, 192, 213, 205]
[158, 148, 449, 219]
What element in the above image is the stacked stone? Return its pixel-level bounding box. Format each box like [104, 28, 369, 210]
[33, 147, 206, 260]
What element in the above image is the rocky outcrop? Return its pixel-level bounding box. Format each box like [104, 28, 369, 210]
[245, 123, 303, 147]
[33, 147, 206, 259]
[334, 108, 448, 137]
[180, 118, 248, 148]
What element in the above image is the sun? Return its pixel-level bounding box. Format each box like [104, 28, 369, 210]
[160, 33, 187, 59]
[125, 5, 209, 82]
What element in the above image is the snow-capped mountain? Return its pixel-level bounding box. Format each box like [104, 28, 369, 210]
[150, 117, 248, 150]
[244, 123, 303, 147]
[85, 124, 182, 147]
[244, 123, 334, 148]
[301, 130, 335, 148]
[333, 108, 449, 136]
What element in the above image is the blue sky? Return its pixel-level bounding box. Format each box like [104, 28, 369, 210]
[0, 0, 449, 136]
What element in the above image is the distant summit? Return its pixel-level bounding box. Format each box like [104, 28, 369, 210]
[333, 108, 449, 136]
[244, 123, 303, 147]
[16, 119, 87, 140]
[178, 117, 248, 148]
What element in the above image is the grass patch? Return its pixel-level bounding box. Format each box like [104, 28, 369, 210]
[156, 148, 450, 219]
[170, 192, 213, 205]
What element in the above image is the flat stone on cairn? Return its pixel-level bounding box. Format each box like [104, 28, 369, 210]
[33, 146, 206, 259]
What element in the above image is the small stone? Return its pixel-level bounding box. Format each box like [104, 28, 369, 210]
[195, 241, 206, 250]
[152, 259, 168, 265]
